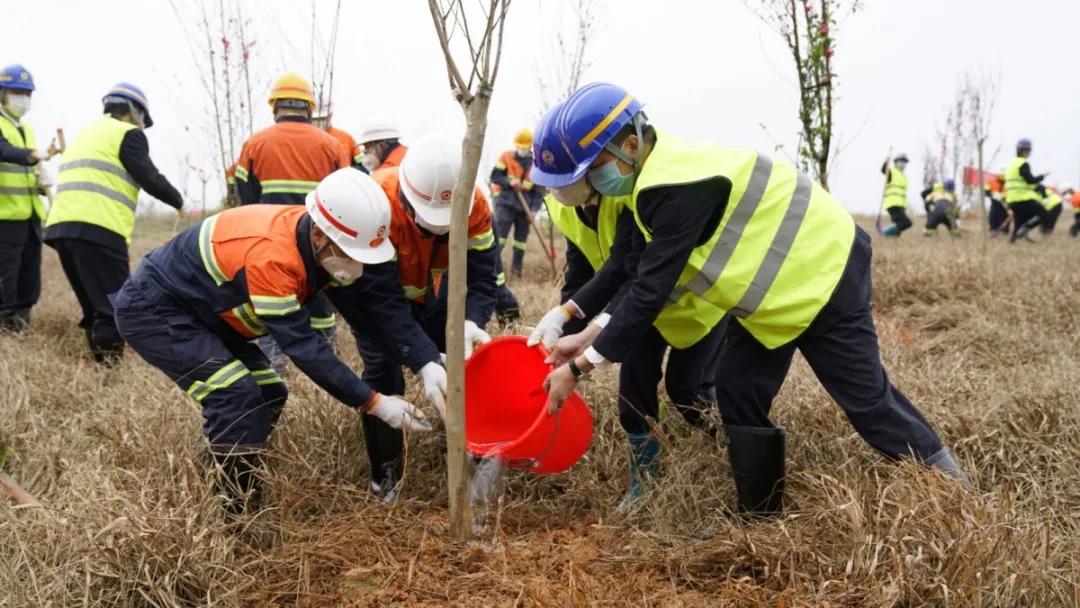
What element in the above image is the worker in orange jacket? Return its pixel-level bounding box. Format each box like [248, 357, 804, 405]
[345, 132, 498, 500]
[357, 120, 406, 174]
[234, 72, 351, 369]
[490, 129, 545, 279]
[113, 169, 440, 513]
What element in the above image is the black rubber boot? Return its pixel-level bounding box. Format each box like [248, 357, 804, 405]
[726, 425, 785, 518]
[209, 445, 266, 517]
[360, 411, 404, 502]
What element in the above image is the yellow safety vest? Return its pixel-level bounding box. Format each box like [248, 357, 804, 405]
[928, 190, 956, 204]
[629, 130, 855, 349]
[46, 117, 140, 243]
[0, 114, 44, 221]
[545, 193, 718, 346]
[1043, 191, 1062, 210]
[883, 167, 908, 209]
[1004, 156, 1039, 204]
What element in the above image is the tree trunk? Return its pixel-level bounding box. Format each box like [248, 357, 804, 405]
[977, 140, 987, 253]
[445, 94, 491, 540]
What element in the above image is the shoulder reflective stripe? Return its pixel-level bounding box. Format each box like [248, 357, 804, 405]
[59, 158, 137, 189]
[729, 172, 813, 319]
[251, 369, 283, 386]
[250, 294, 301, 315]
[468, 230, 495, 249]
[0, 164, 31, 174]
[309, 314, 336, 329]
[199, 215, 229, 285]
[54, 182, 137, 211]
[185, 360, 250, 403]
[261, 179, 319, 194]
[234, 166, 249, 180]
[403, 285, 428, 300]
[0, 186, 33, 195]
[684, 154, 773, 298]
[232, 303, 265, 335]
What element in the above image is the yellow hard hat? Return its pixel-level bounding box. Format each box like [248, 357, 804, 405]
[267, 72, 316, 109]
[513, 129, 533, 147]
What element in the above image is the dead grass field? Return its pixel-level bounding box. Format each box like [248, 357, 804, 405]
[1, 215, 1078, 607]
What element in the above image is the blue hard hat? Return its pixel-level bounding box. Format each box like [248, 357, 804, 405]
[1017, 138, 1032, 148]
[0, 64, 35, 92]
[531, 82, 644, 188]
[894, 153, 909, 163]
[103, 82, 153, 128]
[944, 178, 955, 191]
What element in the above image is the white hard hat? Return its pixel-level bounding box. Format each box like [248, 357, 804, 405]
[358, 118, 401, 145]
[1061, 183, 1074, 193]
[398, 132, 467, 229]
[305, 168, 394, 264]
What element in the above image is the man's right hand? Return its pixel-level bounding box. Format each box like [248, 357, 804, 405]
[366, 394, 432, 432]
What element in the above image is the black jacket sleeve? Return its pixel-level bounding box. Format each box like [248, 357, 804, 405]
[561, 241, 595, 303]
[1019, 161, 1044, 185]
[569, 207, 640, 317]
[464, 244, 498, 326]
[0, 129, 34, 165]
[118, 130, 183, 209]
[262, 306, 375, 407]
[880, 161, 890, 179]
[592, 181, 725, 362]
[326, 261, 441, 373]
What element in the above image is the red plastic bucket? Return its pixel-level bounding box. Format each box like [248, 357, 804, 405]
[465, 335, 593, 474]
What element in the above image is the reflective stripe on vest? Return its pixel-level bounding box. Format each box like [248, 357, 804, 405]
[1043, 192, 1062, 210]
[1004, 157, 1039, 204]
[632, 131, 854, 349]
[883, 167, 908, 209]
[0, 115, 43, 221]
[46, 117, 140, 242]
[261, 179, 319, 195]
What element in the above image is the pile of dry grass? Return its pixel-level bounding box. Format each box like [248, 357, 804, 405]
[1, 218, 1078, 606]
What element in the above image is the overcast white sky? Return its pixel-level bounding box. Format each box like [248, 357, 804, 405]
[9, 0, 1080, 214]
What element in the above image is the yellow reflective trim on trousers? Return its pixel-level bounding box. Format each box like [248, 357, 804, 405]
[250, 294, 301, 316]
[511, 239, 528, 250]
[468, 230, 495, 250]
[578, 94, 635, 148]
[199, 215, 229, 285]
[251, 368, 283, 386]
[186, 360, 250, 403]
[403, 285, 428, 300]
[260, 179, 319, 195]
[232, 302, 265, 335]
[309, 314, 337, 330]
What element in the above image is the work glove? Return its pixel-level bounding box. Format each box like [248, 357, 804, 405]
[464, 320, 492, 360]
[527, 302, 575, 348]
[366, 394, 432, 432]
[419, 361, 447, 420]
[509, 177, 522, 190]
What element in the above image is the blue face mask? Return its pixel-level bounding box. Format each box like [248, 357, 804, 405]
[587, 160, 635, 196]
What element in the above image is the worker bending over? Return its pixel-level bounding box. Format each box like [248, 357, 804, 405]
[1004, 138, 1048, 243]
[532, 83, 967, 516]
[923, 178, 960, 237]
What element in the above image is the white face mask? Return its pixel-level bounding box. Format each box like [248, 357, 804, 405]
[321, 253, 364, 284]
[4, 93, 30, 119]
[414, 213, 450, 235]
[360, 152, 381, 173]
[895, 161, 908, 171]
[516, 146, 530, 157]
[550, 179, 596, 207]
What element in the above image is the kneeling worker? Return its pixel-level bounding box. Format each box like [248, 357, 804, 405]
[113, 169, 435, 513]
[533, 83, 968, 516]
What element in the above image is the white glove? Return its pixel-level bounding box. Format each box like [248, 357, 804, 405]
[419, 361, 447, 419]
[34, 163, 53, 188]
[527, 303, 573, 348]
[464, 320, 491, 360]
[367, 394, 432, 432]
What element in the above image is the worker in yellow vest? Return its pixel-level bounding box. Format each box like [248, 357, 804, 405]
[44, 83, 183, 363]
[880, 153, 912, 237]
[1040, 186, 1063, 235]
[923, 178, 960, 237]
[0, 64, 47, 331]
[1004, 138, 1049, 243]
[530, 83, 967, 516]
[532, 188, 725, 509]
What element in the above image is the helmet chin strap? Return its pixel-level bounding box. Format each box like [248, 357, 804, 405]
[603, 112, 647, 172]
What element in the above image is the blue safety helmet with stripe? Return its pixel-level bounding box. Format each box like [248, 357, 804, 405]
[943, 177, 955, 191]
[0, 64, 35, 92]
[103, 82, 153, 128]
[894, 152, 909, 163]
[531, 82, 644, 188]
[1017, 137, 1032, 149]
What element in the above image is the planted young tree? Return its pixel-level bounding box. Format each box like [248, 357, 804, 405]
[427, 0, 512, 540]
[962, 69, 1001, 243]
[747, 0, 860, 189]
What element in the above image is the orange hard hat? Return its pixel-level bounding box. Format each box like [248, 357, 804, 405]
[267, 72, 315, 110]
